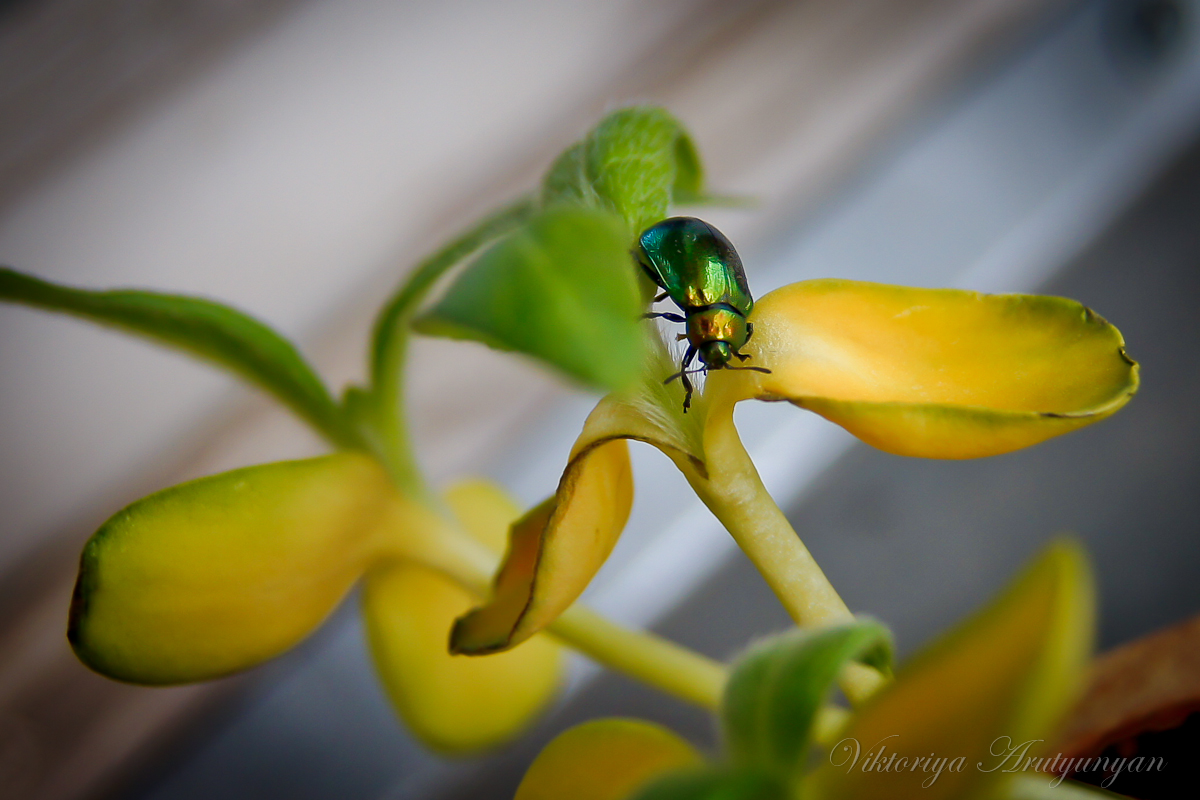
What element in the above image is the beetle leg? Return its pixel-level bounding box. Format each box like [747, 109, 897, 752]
[676, 333, 688, 341]
[735, 323, 755, 362]
[642, 311, 687, 323]
[654, 291, 669, 303]
[664, 345, 698, 412]
[663, 345, 696, 384]
[679, 345, 697, 413]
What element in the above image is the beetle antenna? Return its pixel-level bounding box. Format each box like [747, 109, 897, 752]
[643, 311, 686, 323]
[663, 366, 707, 384]
[723, 365, 771, 374]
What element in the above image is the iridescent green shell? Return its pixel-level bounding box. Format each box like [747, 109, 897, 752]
[636, 217, 754, 315]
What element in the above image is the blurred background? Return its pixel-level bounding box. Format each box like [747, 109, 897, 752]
[1, 0, 1198, 798]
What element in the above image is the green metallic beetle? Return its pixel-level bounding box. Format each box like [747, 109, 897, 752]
[636, 217, 769, 411]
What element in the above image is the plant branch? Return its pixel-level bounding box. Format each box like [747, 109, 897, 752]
[687, 403, 888, 704]
[551, 605, 727, 711]
[363, 197, 536, 489]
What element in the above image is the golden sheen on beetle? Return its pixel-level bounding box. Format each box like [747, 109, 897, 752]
[636, 217, 769, 410]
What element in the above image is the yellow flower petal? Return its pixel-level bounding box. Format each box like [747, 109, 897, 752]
[451, 419, 633, 653]
[708, 280, 1138, 459]
[808, 541, 1095, 800]
[450, 388, 704, 655]
[69, 454, 397, 684]
[362, 479, 563, 753]
[515, 718, 702, 800]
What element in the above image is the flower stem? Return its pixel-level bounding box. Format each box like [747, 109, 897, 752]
[550, 605, 727, 711]
[401, 507, 728, 711]
[363, 197, 536, 493]
[687, 404, 887, 704]
[813, 705, 851, 747]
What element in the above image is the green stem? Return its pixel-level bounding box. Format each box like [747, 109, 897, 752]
[686, 403, 887, 704]
[551, 605, 727, 711]
[364, 197, 536, 491]
[812, 705, 851, 748]
[404, 512, 728, 711]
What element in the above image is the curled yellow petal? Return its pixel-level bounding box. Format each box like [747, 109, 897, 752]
[69, 454, 396, 684]
[362, 480, 563, 753]
[515, 718, 701, 800]
[809, 541, 1095, 800]
[451, 430, 631, 653]
[450, 388, 706, 655]
[708, 280, 1138, 459]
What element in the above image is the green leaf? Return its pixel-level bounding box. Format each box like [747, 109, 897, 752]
[0, 267, 355, 447]
[542, 107, 705, 234]
[413, 205, 644, 392]
[542, 142, 603, 209]
[722, 620, 893, 781]
[630, 768, 788, 800]
[669, 128, 705, 203]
